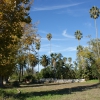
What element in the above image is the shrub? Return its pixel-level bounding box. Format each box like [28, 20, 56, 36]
[12, 81, 20, 87]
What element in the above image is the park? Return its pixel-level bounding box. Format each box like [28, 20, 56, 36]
[0, 0, 100, 100]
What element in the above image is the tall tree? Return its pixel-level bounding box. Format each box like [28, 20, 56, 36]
[57, 53, 62, 60]
[78, 39, 100, 82]
[63, 57, 67, 65]
[20, 23, 40, 69]
[77, 45, 83, 52]
[89, 6, 100, 58]
[75, 30, 83, 78]
[0, 0, 33, 87]
[28, 53, 38, 74]
[40, 55, 50, 68]
[17, 51, 26, 82]
[68, 57, 72, 67]
[35, 41, 41, 72]
[74, 30, 83, 45]
[50, 53, 57, 67]
[46, 33, 52, 54]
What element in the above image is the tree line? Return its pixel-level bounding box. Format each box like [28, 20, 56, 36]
[0, 0, 100, 87]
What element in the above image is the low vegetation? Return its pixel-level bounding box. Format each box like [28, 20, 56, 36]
[0, 80, 100, 100]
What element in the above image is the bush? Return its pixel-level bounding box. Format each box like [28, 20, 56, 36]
[23, 75, 37, 83]
[10, 74, 19, 81]
[12, 81, 20, 87]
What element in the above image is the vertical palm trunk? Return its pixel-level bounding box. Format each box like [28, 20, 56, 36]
[22, 66, 23, 76]
[32, 66, 34, 74]
[50, 40, 51, 66]
[94, 19, 99, 58]
[28, 48, 31, 69]
[38, 50, 39, 72]
[50, 40, 51, 54]
[78, 40, 80, 46]
[19, 65, 21, 82]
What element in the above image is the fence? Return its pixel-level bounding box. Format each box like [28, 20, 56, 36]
[39, 78, 85, 83]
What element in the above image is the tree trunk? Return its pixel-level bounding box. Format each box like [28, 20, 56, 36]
[94, 19, 99, 58]
[22, 66, 23, 76]
[49, 40, 51, 66]
[5, 76, 9, 83]
[38, 50, 39, 72]
[0, 76, 3, 88]
[98, 75, 100, 83]
[32, 66, 34, 74]
[19, 66, 21, 82]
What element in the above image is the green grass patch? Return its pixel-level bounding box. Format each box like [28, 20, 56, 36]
[0, 81, 100, 100]
[86, 79, 99, 83]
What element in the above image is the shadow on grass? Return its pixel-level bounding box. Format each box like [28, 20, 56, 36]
[14, 83, 100, 100]
[20, 82, 70, 88]
[0, 84, 99, 100]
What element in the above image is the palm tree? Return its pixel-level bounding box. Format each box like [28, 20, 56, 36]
[75, 31, 83, 75]
[40, 55, 50, 68]
[17, 53, 26, 82]
[46, 33, 52, 54]
[51, 53, 56, 67]
[28, 53, 38, 74]
[68, 57, 72, 65]
[77, 45, 83, 59]
[77, 45, 83, 52]
[63, 57, 67, 64]
[89, 6, 100, 57]
[74, 30, 83, 45]
[35, 42, 40, 72]
[57, 53, 62, 60]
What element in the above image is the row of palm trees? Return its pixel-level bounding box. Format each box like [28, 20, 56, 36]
[36, 6, 100, 74]
[34, 33, 52, 72]
[16, 6, 100, 81]
[90, 6, 100, 58]
[74, 6, 100, 53]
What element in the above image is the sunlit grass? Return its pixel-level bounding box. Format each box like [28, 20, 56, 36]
[0, 80, 100, 100]
[86, 79, 99, 83]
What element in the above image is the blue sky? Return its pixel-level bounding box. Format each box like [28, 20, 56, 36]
[29, 0, 100, 71]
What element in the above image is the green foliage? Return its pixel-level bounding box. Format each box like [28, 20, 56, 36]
[40, 55, 50, 67]
[10, 73, 19, 81]
[12, 81, 20, 87]
[39, 53, 78, 79]
[46, 33, 52, 41]
[35, 41, 41, 50]
[74, 30, 83, 44]
[89, 6, 100, 19]
[76, 39, 100, 80]
[36, 72, 43, 80]
[23, 75, 37, 83]
[0, 0, 34, 86]
[40, 67, 54, 78]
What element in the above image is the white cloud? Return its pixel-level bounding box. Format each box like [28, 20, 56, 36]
[38, 30, 48, 34]
[41, 44, 60, 48]
[58, 47, 76, 52]
[39, 47, 49, 52]
[41, 44, 50, 47]
[62, 30, 74, 38]
[41, 38, 47, 40]
[52, 38, 68, 41]
[42, 47, 76, 55]
[84, 22, 92, 27]
[41, 37, 69, 41]
[33, 2, 85, 11]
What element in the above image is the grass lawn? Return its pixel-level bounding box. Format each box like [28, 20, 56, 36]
[0, 80, 100, 100]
